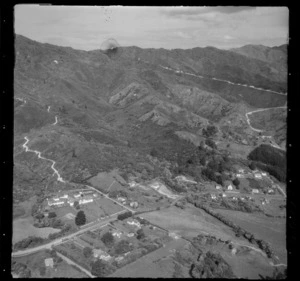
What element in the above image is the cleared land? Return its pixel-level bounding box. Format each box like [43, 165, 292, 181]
[215, 209, 286, 263]
[142, 205, 247, 244]
[110, 238, 188, 278]
[13, 217, 60, 243]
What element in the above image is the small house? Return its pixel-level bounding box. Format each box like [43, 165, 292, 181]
[227, 184, 233, 191]
[115, 256, 124, 262]
[127, 233, 135, 237]
[261, 172, 267, 176]
[74, 193, 81, 198]
[130, 202, 139, 208]
[117, 197, 126, 202]
[238, 169, 245, 173]
[232, 197, 237, 201]
[100, 254, 112, 261]
[222, 193, 227, 198]
[215, 185, 222, 190]
[252, 189, 259, 194]
[254, 173, 262, 179]
[79, 198, 93, 205]
[93, 249, 105, 258]
[211, 194, 217, 200]
[268, 189, 274, 194]
[60, 194, 68, 199]
[45, 258, 54, 268]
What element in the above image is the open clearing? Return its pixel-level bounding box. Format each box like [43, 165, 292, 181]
[110, 238, 188, 278]
[215, 209, 287, 263]
[13, 216, 60, 243]
[141, 205, 248, 244]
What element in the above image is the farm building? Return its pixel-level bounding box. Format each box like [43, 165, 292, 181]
[252, 189, 259, 194]
[254, 173, 262, 179]
[112, 230, 122, 238]
[79, 197, 93, 205]
[127, 233, 135, 237]
[93, 249, 105, 258]
[129, 201, 139, 208]
[227, 184, 233, 191]
[127, 219, 141, 228]
[47, 198, 65, 207]
[238, 169, 245, 173]
[117, 197, 126, 202]
[44, 258, 54, 268]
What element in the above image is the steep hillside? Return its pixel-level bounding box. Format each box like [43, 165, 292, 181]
[230, 44, 287, 82]
[14, 35, 287, 202]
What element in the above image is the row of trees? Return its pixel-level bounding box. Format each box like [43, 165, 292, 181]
[248, 144, 286, 182]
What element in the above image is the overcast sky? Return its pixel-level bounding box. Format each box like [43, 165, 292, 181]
[14, 5, 289, 50]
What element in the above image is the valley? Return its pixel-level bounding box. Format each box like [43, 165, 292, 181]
[12, 34, 287, 279]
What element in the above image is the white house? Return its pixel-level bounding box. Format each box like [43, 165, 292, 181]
[79, 198, 93, 205]
[240, 197, 245, 201]
[93, 249, 105, 258]
[215, 185, 222, 190]
[117, 197, 126, 202]
[53, 197, 60, 201]
[261, 172, 267, 176]
[211, 194, 217, 200]
[60, 194, 68, 199]
[127, 220, 141, 228]
[254, 173, 262, 179]
[112, 231, 122, 238]
[268, 189, 274, 194]
[100, 254, 112, 261]
[227, 184, 233, 191]
[252, 189, 259, 194]
[53, 60, 58, 64]
[130, 202, 138, 208]
[45, 258, 54, 268]
[74, 194, 81, 198]
[222, 193, 227, 198]
[127, 233, 135, 237]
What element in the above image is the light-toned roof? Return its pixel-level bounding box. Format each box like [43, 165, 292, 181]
[45, 258, 54, 267]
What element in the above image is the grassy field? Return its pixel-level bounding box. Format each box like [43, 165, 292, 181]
[110, 238, 188, 278]
[215, 209, 287, 263]
[13, 216, 60, 243]
[141, 205, 245, 243]
[47, 261, 89, 278]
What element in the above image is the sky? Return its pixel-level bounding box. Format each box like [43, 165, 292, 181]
[14, 5, 289, 50]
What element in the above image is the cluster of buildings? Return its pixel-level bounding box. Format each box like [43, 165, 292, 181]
[127, 219, 141, 229]
[47, 191, 98, 208]
[93, 249, 112, 261]
[116, 197, 139, 209]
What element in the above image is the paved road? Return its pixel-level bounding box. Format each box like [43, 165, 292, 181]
[12, 212, 123, 257]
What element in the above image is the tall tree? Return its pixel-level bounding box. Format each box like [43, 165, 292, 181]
[75, 210, 86, 226]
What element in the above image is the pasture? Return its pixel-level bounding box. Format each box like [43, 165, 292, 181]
[215, 209, 287, 263]
[13, 216, 60, 243]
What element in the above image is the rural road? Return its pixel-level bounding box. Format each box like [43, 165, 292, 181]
[22, 136, 65, 183]
[146, 60, 287, 95]
[12, 212, 123, 257]
[245, 106, 287, 133]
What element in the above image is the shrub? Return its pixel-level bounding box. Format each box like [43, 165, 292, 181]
[232, 178, 240, 187]
[48, 212, 57, 218]
[101, 232, 115, 248]
[83, 246, 93, 258]
[205, 139, 217, 149]
[75, 210, 86, 226]
[117, 211, 133, 221]
[114, 240, 133, 255]
[91, 260, 109, 277]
